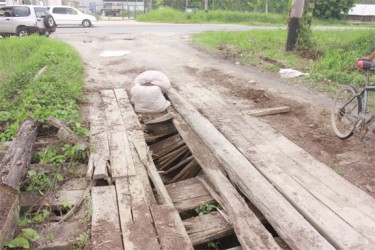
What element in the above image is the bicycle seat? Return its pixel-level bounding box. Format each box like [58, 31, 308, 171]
[358, 60, 375, 71]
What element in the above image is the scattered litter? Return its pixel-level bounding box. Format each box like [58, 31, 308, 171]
[100, 50, 130, 57]
[279, 68, 309, 78]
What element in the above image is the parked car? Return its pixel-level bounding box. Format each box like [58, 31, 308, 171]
[0, 5, 56, 37]
[47, 6, 97, 28]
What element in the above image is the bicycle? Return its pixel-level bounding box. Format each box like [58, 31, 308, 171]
[331, 60, 375, 139]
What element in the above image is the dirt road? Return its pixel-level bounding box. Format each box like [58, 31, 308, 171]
[53, 23, 375, 198]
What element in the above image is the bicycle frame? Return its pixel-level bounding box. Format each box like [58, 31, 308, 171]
[358, 70, 375, 125]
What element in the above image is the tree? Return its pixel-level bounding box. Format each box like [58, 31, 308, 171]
[313, 0, 355, 19]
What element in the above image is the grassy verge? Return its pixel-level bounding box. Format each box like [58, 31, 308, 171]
[138, 7, 374, 28]
[0, 35, 85, 141]
[192, 29, 375, 95]
[138, 7, 286, 25]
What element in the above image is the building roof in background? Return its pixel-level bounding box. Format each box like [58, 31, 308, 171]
[348, 4, 375, 16]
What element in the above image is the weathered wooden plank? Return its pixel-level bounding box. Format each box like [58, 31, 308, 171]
[173, 114, 281, 250]
[246, 106, 291, 117]
[101, 89, 126, 132]
[166, 177, 215, 212]
[113, 89, 156, 205]
[151, 204, 193, 250]
[91, 186, 123, 250]
[113, 88, 143, 131]
[128, 133, 157, 206]
[116, 177, 160, 250]
[109, 131, 135, 178]
[220, 114, 375, 248]
[184, 212, 234, 245]
[20, 190, 85, 210]
[89, 92, 110, 180]
[167, 88, 334, 250]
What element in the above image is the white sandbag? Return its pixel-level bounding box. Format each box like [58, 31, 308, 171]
[133, 70, 171, 93]
[130, 85, 171, 113]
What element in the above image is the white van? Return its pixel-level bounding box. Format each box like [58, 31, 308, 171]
[47, 6, 97, 27]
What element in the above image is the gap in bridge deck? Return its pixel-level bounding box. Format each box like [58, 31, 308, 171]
[138, 111, 288, 249]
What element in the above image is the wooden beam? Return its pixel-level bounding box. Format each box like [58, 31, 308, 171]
[167, 88, 334, 250]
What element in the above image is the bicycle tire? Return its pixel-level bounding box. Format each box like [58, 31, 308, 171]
[331, 85, 362, 139]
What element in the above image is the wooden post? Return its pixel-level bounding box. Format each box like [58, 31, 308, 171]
[286, 0, 305, 51]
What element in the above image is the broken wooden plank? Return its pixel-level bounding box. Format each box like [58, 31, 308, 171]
[115, 177, 160, 250]
[151, 204, 193, 250]
[245, 106, 290, 117]
[91, 186, 123, 250]
[167, 88, 334, 250]
[20, 190, 85, 211]
[131, 133, 173, 206]
[165, 177, 215, 212]
[128, 134, 157, 206]
[184, 211, 234, 246]
[173, 113, 281, 249]
[87, 153, 109, 181]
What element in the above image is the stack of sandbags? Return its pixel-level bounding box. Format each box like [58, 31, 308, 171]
[131, 70, 171, 113]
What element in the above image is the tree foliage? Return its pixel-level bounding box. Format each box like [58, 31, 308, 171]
[313, 0, 355, 19]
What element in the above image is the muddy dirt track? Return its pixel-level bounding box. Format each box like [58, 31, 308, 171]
[53, 23, 375, 198]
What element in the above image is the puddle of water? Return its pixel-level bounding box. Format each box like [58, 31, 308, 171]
[100, 50, 130, 57]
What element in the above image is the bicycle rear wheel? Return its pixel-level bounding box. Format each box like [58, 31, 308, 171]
[331, 85, 362, 139]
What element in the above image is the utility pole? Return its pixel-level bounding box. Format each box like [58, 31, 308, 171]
[265, 0, 268, 14]
[204, 0, 208, 12]
[285, 0, 305, 51]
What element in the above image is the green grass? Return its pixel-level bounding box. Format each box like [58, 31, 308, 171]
[138, 7, 286, 25]
[138, 7, 374, 28]
[0, 35, 84, 141]
[192, 29, 375, 95]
